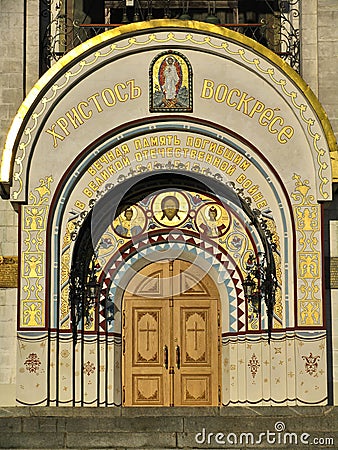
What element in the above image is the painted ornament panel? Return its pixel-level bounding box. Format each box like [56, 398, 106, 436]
[150, 51, 192, 112]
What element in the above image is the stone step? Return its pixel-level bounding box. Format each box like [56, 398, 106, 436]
[0, 407, 336, 449]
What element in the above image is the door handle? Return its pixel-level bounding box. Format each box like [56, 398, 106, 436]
[163, 345, 168, 369]
[176, 345, 180, 369]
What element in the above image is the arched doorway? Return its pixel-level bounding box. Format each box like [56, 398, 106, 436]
[3, 20, 335, 407]
[122, 259, 221, 406]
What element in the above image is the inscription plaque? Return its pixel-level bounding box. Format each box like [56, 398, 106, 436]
[0, 256, 18, 288]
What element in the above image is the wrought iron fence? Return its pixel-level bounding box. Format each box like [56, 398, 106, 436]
[40, 0, 300, 75]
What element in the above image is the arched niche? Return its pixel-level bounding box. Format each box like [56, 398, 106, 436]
[0, 20, 336, 407]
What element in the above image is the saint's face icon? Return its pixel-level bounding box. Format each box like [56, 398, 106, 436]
[124, 208, 133, 221]
[161, 196, 180, 221]
[208, 206, 218, 222]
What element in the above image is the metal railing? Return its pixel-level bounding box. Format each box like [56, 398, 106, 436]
[40, 1, 300, 74]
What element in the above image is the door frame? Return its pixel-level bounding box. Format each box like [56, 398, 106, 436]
[121, 259, 222, 406]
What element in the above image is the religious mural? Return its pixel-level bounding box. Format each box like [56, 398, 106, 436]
[149, 51, 193, 112]
[90, 188, 268, 334]
[113, 205, 145, 238]
[1, 21, 334, 407]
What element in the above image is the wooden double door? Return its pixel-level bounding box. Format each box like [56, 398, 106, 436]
[122, 260, 220, 406]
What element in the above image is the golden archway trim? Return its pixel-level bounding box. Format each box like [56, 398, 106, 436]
[1, 19, 337, 188]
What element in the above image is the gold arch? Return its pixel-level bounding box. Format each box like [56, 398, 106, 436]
[1, 19, 337, 185]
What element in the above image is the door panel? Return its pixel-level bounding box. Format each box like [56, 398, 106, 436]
[173, 299, 218, 406]
[183, 308, 209, 365]
[181, 375, 212, 404]
[124, 300, 170, 406]
[123, 260, 220, 406]
[124, 261, 171, 299]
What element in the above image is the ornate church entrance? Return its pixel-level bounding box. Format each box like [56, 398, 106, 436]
[3, 20, 335, 407]
[122, 260, 220, 406]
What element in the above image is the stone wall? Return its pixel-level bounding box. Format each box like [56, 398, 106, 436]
[0, 0, 337, 408]
[0, 0, 23, 407]
[316, 0, 338, 406]
[0, 0, 39, 406]
[301, 0, 338, 143]
[301, 0, 319, 96]
[318, 0, 338, 144]
[0, 407, 337, 449]
[0, 0, 23, 151]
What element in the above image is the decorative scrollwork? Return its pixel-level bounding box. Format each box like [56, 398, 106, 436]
[226, 179, 280, 341]
[40, 0, 300, 73]
[261, 0, 300, 72]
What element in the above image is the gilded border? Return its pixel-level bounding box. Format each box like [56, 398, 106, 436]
[20, 176, 53, 328]
[291, 174, 322, 327]
[1, 20, 336, 198]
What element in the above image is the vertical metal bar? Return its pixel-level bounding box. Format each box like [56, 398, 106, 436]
[65, 0, 72, 52]
[81, 297, 85, 406]
[72, 334, 76, 406]
[169, 260, 174, 406]
[55, 309, 60, 406]
[104, 294, 109, 407]
[96, 297, 100, 407]
[39, 0, 50, 75]
[23, 0, 27, 99]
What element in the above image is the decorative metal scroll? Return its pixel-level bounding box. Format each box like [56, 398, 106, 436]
[39, 0, 300, 74]
[227, 181, 279, 341]
[68, 173, 279, 342]
[69, 250, 100, 344]
[261, 0, 300, 73]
